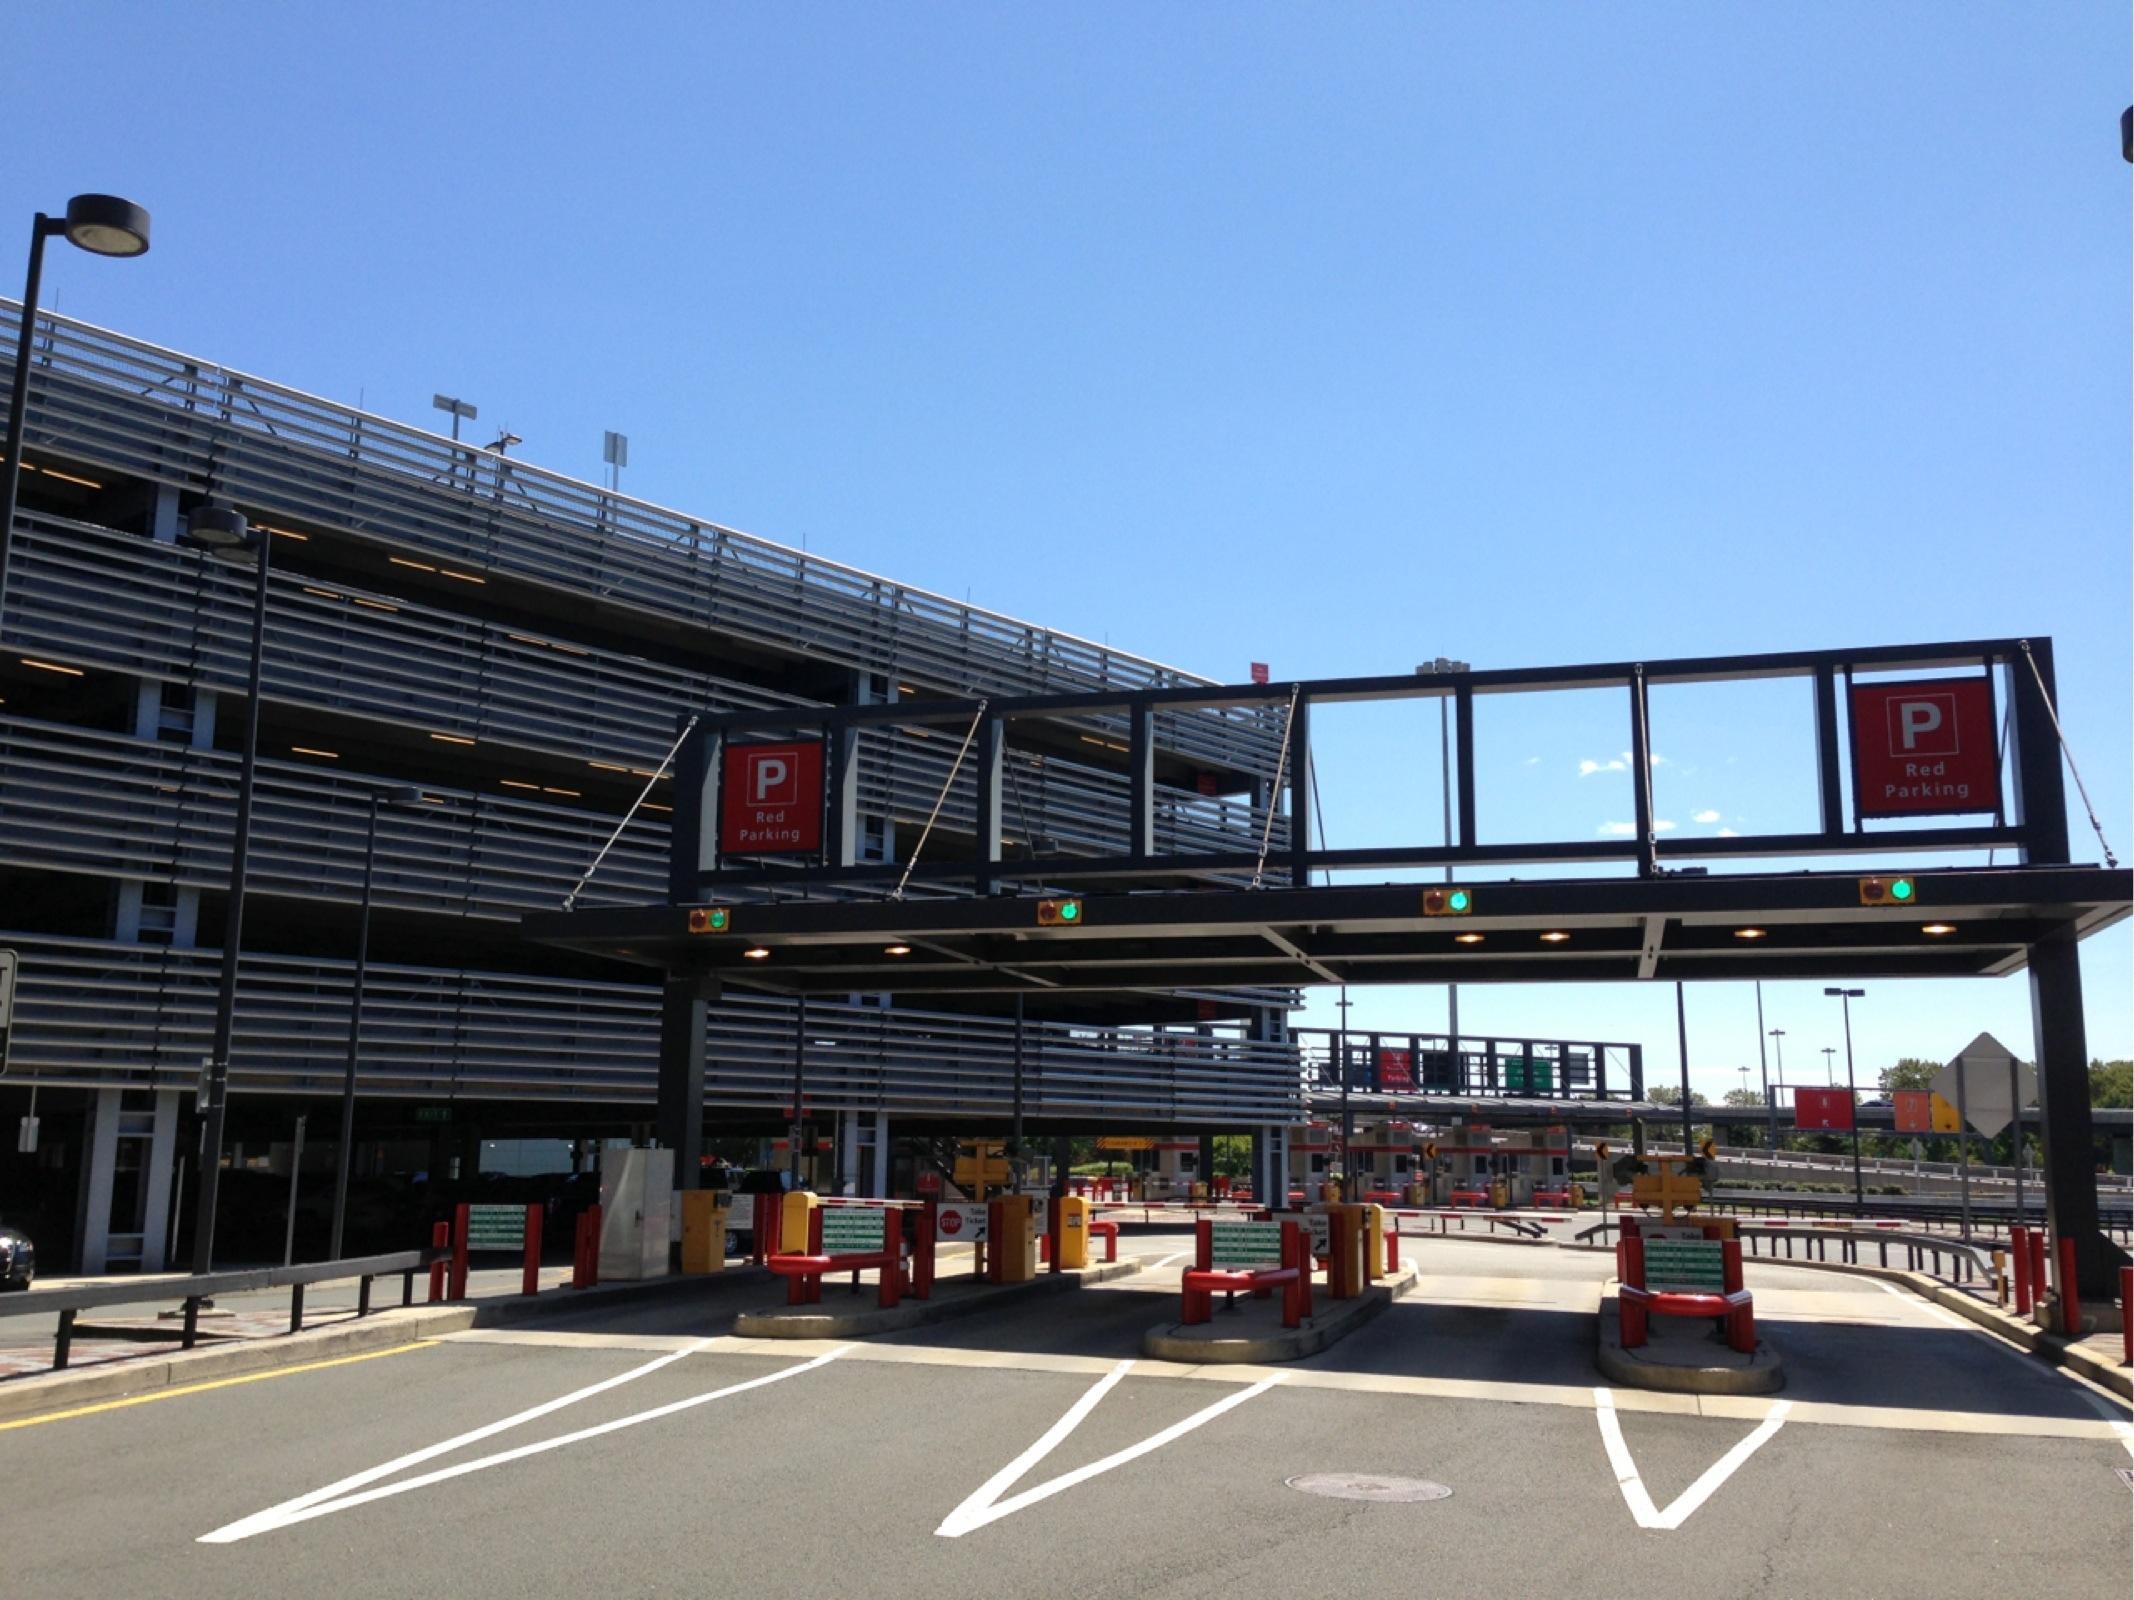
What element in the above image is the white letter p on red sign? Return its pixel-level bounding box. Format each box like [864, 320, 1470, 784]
[1896, 700, 1943, 752]
[752, 756, 790, 802]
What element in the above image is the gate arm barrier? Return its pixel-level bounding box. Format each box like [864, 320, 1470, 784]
[1180, 1218, 1309, 1330]
[766, 1203, 908, 1308]
[1618, 1232, 1755, 1355]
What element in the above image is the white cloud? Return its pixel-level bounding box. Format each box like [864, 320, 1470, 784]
[1597, 821, 1638, 837]
[1654, 818, 1678, 832]
[1579, 757, 1628, 777]
[1692, 808, 1722, 824]
[1718, 826, 1740, 837]
[1523, 756, 1542, 767]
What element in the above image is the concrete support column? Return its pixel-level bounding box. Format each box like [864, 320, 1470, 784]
[138, 1091, 179, 1273]
[871, 1111, 891, 1197]
[656, 976, 710, 1190]
[837, 1110, 864, 1196]
[2027, 926, 2129, 1298]
[73, 1088, 122, 1274]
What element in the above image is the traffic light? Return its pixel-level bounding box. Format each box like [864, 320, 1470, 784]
[1037, 897, 1084, 926]
[1422, 887, 1473, 916]
[1858, 876, 1916, 907]
[686, 906, 733, 934]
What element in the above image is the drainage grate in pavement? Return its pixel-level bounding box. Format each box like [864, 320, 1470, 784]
[1286, 1473, 1452, 1504]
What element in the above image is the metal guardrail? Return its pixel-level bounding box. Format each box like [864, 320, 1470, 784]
[2, 515, 1289, 870]
[0, 302, 1280, 778]
[1575, 1216, 1991, 1287]
[0, 1249, 434, 1371]
[1, 933, 1308, 1120]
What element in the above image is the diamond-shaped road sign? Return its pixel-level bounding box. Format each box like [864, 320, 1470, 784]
[1931, 1031, 2037, 1137]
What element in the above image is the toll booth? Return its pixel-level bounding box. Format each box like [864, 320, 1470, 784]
[1349, 1120, 1421, 1200]
[1152, 1138, 1202, 1199]
[1287, 1121, 1335, 1204]
[1419, 1122, 1572, 1207]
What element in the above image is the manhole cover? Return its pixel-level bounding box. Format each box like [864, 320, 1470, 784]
[1286, 1473, 1452, 1504]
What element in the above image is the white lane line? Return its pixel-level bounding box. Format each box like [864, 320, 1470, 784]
[2070, 1386, 2134, 1460]
[936, 1359, 1287, 1537]
[201, 1346, 848, 1543]
[1151, 1251, 1191, 1272]
[200, 1337, 714, 1543]
[1593, 1386, 1791, 1531]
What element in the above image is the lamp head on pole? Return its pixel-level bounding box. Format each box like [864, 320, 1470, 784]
[1823, 986, 1865, 999]
[60, 194, 151, 257]
[375, 784, 425, 808]
[181, 504, 258, 559]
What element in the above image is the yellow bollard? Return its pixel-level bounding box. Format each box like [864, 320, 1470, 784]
[679, 1190, 728, 1274]
[779, 1189, 818, 1254]
[993, 1195, 1040, 1283]
[1056, 1194, 1091, 1269]
[1361, 1203, 1386, 1281]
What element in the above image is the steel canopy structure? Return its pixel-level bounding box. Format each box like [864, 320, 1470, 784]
[523, 864, 2127, 994]
[521, 635, 2132, 1294]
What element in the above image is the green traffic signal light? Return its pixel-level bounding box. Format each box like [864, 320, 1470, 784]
[1060, 899, 1081, 922]
[1447, 889, 1471, 913]
[1889, 878, 1914, 902]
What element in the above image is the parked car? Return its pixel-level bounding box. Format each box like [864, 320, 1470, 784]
[0, 1225, 34, 1290]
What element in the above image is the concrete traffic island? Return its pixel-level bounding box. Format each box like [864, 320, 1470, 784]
[1596, 1289, 1785, 1395]
[1142, 1261, 1418, 1364]
[733, 1257, 1145, 1339]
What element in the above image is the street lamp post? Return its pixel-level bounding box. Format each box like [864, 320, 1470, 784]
[1825, 987, 1866, 1207]
[0, 195, 151, 642]
[188, 504, 270, 1274]
[1418, 658, 1468, 1053]
[1822, 1045, 1837, 1086]
[329, 783, 425, 1260]
[1755, 984, 1775, 1150]
[1767, 1027, 1785, 1135]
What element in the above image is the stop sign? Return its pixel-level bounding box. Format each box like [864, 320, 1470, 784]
[939, 1209, 963, 1236]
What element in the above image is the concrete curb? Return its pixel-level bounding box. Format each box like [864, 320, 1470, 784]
[1141, 1262, 1419, 1364]
[1594, 1290, 1785, 1395]
[732, 1258, 1146, 1339]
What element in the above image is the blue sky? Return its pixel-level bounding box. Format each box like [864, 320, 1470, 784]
[8, 4, 2128, 1097]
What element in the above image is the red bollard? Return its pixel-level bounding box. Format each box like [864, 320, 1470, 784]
[521, 1204, 543, 1297]
[450, 1203, 471, 1300]
[2029, 1229, 2049, 1316]
[2011, 1227, 2033, 1315]
[2057, 1235, 2081, 1337]
[427, 1219, 449, 1303]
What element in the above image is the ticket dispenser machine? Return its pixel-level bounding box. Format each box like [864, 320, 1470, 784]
[679, 1190, 730, 1274]
[987, 1194, 1041, 1283]
[598, 1146, 674, 1281]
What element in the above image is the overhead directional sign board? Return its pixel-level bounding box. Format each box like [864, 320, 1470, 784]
[1849, 676, 1999, 818]
[1794, 1086, 1854, 1131]
[1931, 1031, 2035, 1137]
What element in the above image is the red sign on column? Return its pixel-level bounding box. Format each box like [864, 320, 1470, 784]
[1794, 1087, 1855, 1131]
[1249, 662, 1269, 685]
[1377, 1048, 1414, 1090]
[719, 740, 825, 855]
[1891, 1090, 1934, 1134]
[1848, 677, 1998, 818]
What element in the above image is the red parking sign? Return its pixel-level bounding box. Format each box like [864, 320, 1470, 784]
[719, 740, 825, 855]
[1849, 677, 1997, 818]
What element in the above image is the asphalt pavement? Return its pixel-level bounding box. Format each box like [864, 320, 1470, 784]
[5, 1230, 2127, 1600]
